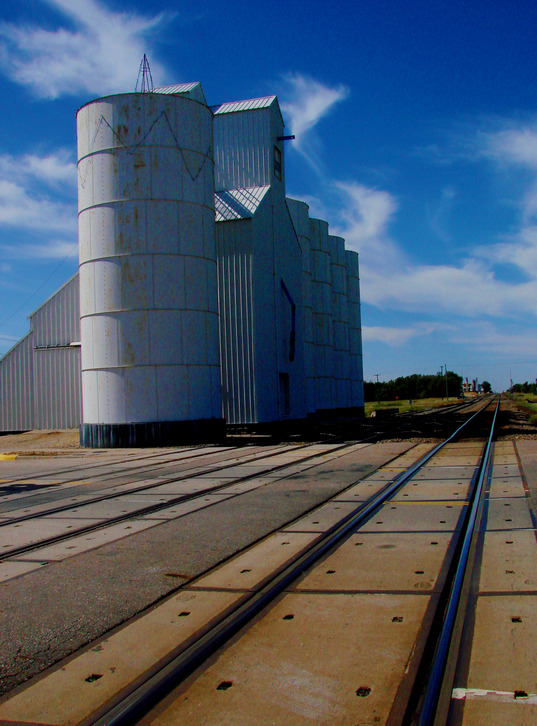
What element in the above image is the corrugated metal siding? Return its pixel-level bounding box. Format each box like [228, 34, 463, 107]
[31, 273, 82, 428]
[34, 347, 81, 429]
[216, 220, 256, 424]
[0, 273, 82, 432]
[31, 274, 80, 346]
[0, 333, 34, 430]
[213, 108, 273, 191]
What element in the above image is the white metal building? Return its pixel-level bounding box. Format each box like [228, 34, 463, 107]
[0, 82, 364, 446]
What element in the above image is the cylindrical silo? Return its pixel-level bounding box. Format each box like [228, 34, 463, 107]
[310, 218, 334, 413]
[287, 199, 315, 416]
[345, 249, 365, 412]
[329, 235, 350, 411]
[77, 91, 224, 447]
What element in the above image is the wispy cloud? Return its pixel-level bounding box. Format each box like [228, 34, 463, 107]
[363, 324, 436, 347]
[0, 239, 78, 260]
[280, 72, 349, 171]
[0, 149, 76, 186]
[0, 0, 172, 99]
[0, 149, 76, 259]
[332, 181, 403, 271]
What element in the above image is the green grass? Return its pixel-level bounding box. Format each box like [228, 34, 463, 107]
[508, 393, 537, 425]
[364, 396, 461, 417]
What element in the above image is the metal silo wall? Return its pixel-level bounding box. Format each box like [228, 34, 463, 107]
[287, 198, 315, 415]
[77, 92, 223, 445]
[0, 334, 34, 431]
[329, 235, 350, 410]
[216, 220, 256, 424]
[345, 250, 365, 408]
[310, 218, 334, 412]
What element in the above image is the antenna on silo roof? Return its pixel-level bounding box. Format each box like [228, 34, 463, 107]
[136, 54, 154, 93]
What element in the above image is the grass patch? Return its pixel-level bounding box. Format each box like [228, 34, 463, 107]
[364, 397, 461, 417]
[508, 393, 537, 425]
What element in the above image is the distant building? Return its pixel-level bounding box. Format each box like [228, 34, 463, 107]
[0, 83, 364, 446]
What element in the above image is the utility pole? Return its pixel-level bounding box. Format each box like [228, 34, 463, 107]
[375, 373, 380, 405]
[445, 363, 448, 401]
[440, 365, 444, 399]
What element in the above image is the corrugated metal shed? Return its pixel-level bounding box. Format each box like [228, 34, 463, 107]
[31, 273, 80, 347]
[213, 99, 284, 193]
[0, 333, 34, 431]
[215, 186, 270, 221]
[0, 274, 81, 431]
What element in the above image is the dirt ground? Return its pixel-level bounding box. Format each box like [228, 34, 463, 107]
[0, 429, 81, 455]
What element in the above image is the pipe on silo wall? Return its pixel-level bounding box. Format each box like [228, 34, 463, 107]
[77, 92, 224, 447]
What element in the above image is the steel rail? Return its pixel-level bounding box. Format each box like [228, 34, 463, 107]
[0, 439, 374, 562]
[0, 444, 237, 485]
[88, 399, 494, 726]
[414, 397, 499, 726]
[0, 440, 342, 527]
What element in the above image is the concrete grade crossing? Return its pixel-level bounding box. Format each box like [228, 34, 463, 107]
[0, 424, 536, 724]
[0, 439, 414, 701]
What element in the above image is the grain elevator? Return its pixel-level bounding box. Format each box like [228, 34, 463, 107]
[0, 82, 364, 446]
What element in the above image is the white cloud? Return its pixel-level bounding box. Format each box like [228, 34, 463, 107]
[362, 324, 436, 347]
[482, 124, 537, 169]
[280, 73, 349, 171]
[0, 149, 77, 258]
[0, 148, 76, 236]
[0, 149, 76, 186]
[0, 0, 172, 99]
[329, 177, 537, 319]
[0, 239, 77, 260]
[331, 182, 403, 270]
[0, 178, 75, 234]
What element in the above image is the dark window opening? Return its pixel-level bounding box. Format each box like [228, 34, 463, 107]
[279, 372, 290, 418]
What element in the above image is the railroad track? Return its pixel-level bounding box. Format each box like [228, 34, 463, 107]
[2, 396, 527, 725]
[1, 400, 488, 571]
[0, 440, 380, 567]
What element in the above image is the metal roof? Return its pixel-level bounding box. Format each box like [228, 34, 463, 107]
[153, 82, 207, 104]
[215, 186, 270, 222]
[211, 96, 277, 115]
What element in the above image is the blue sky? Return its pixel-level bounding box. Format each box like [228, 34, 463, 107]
[1, 0, 537, 392]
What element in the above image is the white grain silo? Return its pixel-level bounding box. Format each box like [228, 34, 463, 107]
[329, 235, 350, 410]
[213, 96, 305, 426]
[77, 88, 223, 446]
[310, 218, 334, 413]
[287, 198, 315, 416]
[345, 250, 365, 411]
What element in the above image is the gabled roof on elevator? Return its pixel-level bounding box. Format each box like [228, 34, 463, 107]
[211, 96, 284, 126]
[215, 186, 270, 221]
[153, 82, 207, 105]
